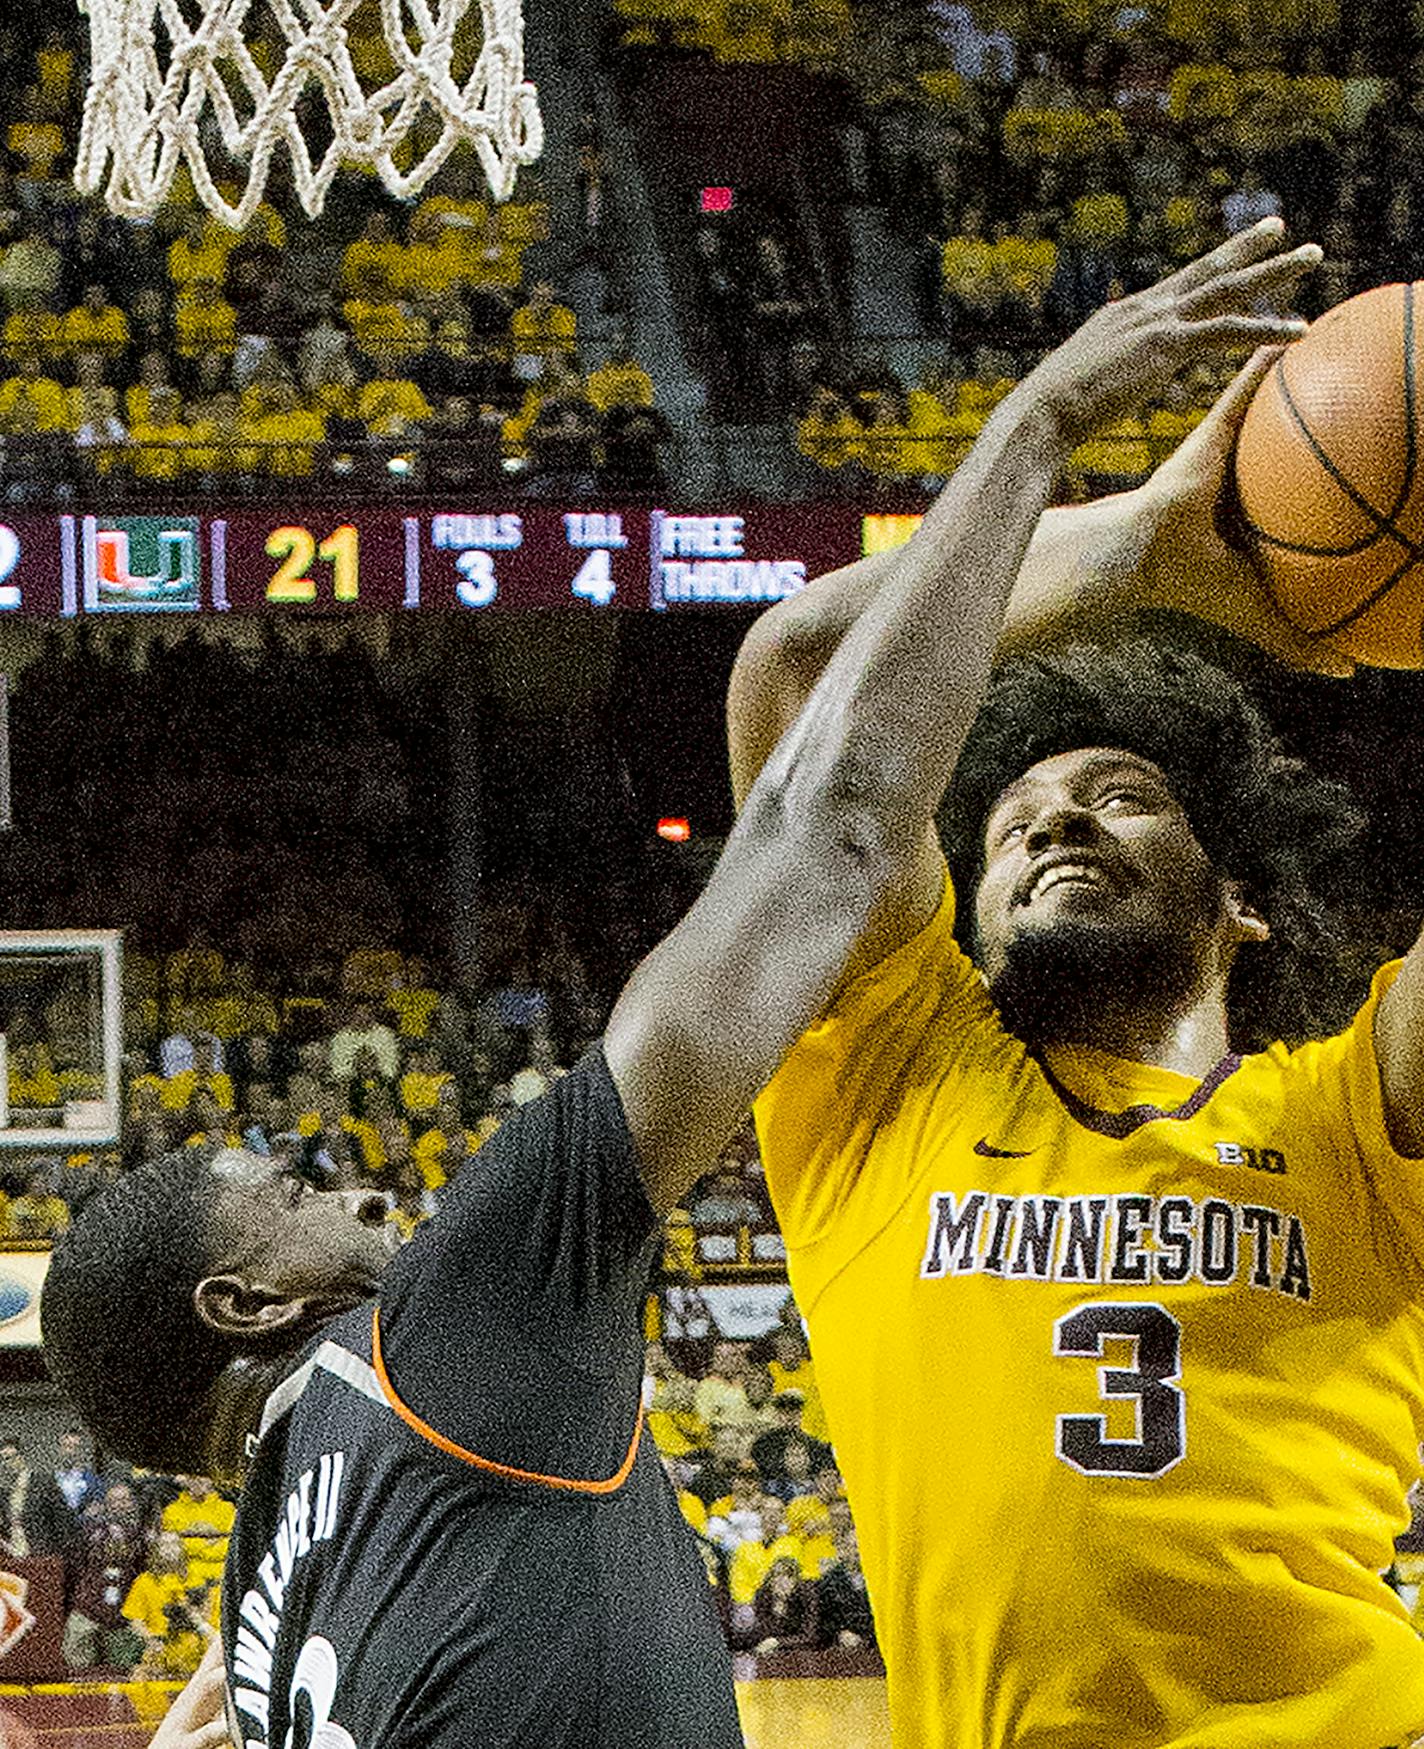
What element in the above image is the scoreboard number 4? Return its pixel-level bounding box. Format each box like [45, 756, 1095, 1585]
[266, 525, 360, 604]
[570, 548, 615, 607]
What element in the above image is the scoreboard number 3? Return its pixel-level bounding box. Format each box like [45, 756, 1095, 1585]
[266, 525, 360, 604]
[0, 526, 19, 609]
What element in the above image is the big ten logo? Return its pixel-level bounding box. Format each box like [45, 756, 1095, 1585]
[1213, 1141, 1288, 1175]
[86, 516, 200, 611]
[0, 525, 19, 610]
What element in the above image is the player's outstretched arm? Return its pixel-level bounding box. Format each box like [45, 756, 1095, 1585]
[608, 220, 1318, 1215]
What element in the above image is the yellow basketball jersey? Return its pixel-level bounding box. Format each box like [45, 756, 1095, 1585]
[755, 871, 1424, 1749]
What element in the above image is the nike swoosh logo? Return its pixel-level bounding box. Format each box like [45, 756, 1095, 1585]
[973, 1139, 1036, 1159]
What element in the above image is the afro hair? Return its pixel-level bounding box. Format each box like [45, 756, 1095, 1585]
[940, 637, 1370, 1052]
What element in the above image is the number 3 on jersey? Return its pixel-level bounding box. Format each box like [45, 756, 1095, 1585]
[1053, 1302, 1185, 1478]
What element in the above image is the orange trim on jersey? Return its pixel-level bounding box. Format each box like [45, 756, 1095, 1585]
[369, 1305, 644, 1495]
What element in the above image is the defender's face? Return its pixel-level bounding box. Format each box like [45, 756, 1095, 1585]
[973, 748, 1221, 981]
[206, 1151, 397, 1308]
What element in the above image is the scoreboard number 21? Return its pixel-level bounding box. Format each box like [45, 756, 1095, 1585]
[266, 525, 360, 604]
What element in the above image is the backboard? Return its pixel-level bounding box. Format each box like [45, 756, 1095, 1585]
[0, 933, 123, 1151]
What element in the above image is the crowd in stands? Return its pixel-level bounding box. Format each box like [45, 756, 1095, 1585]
[0, 1429, 232, 1679]
[626, 0, 1405, 492]
[0, 2, 1409, 503]
[0, 932, 870, 1674]
[0, 15, 670, 502]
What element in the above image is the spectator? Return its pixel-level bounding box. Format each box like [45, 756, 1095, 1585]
[238, 1083, 279, 1154]
[341, 212, 404, 297]
[940, 206, 1000, 342]
[330, 1001, 400, 1083]
[174, 275, 238, 363]
[63, 1482, 147, 1671]
[126, 287, 172, 361]
[694, 1341, 759, 1437]
[586, 337, 655, 413]
[690, 1426, 757, 1508]
[690, 223, 750, 383]
[161, 1033, 233, 1114]
[736, 1554, 820, 1655]
[766, 1327, 830, 1442]
[406, 1080, 478, 1188]
[425, 393, 504, 492]
[167, 211, 234, 297]
[357, 343, 436, 439]
[728, 1496, 802, 1606]
[0, 220, 62, 310]
[751, 1390, 834, 1479]
[599, 400, 671, 495]
[249, 380, 326, 479]
[746, 234, 813, 412]
[24, 1428, 101, 1559]
[1221, 164, 1284, 235]
[816, 1523, 876, 1651]
[511, 282, 579, 374]
[0, 353, 68, 432]
[399, 1041, 453, 1120]
[122, 1531, 216, 1679]
[59, 284, 130, 366]
[466, 209, 524, 295]
[2, 289, 59, 367]
[0, 1438, 31, 1558]
[125, 352, 178, 432]
[526, 372, 601, 495]
[8, 1170, 70, 1238]
[506, 1028, 564, 1106]
[160, 1476, 234, 1590]
[705, 1459, 766, 1555]
[71, 384, 129, 476]
[385, 1158, 438, 1242]
[645, 1340, 709, 1458]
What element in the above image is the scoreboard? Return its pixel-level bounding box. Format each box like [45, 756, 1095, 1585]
[0, 507, 927, 616]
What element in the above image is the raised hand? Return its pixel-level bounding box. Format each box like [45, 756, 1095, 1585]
[1138, 345, 1356, 677]
[1029, 218, 1322, 445]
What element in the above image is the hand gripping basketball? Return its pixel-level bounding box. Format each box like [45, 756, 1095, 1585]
[1030, 218, 1323, 446]
[1138, 347, 1357, 678]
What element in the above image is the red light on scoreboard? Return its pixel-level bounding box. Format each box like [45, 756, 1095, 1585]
[700, 187, 734, 213]
[657, 817, 692, 843]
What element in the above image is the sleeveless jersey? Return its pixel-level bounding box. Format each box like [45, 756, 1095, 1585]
[223, 1050, 742, 1749]
[755, 872, 1424, 1749]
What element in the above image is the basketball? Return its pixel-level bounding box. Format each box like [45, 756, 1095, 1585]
[1235, 282, 1424, 670]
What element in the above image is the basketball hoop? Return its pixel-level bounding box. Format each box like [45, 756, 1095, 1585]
[74, 0, 545, 228]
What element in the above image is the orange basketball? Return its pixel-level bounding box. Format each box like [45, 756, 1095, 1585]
[1235, 281, 1424, 669]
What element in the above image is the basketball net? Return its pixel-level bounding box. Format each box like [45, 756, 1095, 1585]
[74, 0, 545, 228]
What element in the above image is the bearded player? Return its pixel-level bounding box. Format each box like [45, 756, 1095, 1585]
[43, 223, 1314, 1748]
[730, 230, 1424, 1746]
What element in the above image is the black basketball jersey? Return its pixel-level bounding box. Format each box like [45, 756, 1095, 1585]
[222, 1049, 743, 1749]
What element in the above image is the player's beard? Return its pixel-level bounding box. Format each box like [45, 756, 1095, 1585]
[987, 879, 1222, 1050]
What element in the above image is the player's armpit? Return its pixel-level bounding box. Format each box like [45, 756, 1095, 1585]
[828, 828, 947, 999]
[1373, 934, 1424, 1159]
